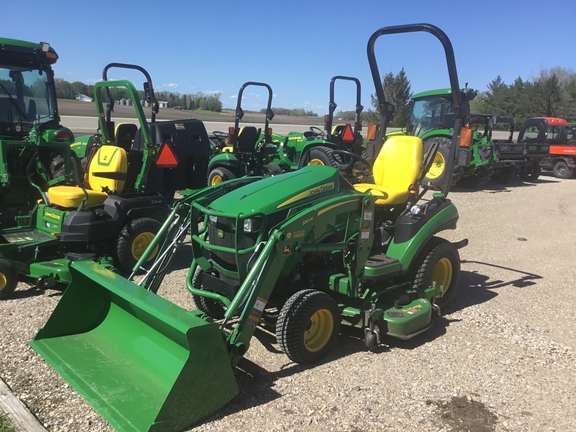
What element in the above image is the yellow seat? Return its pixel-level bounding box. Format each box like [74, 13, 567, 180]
[48, 145, 128, 209]
[354, 135, 423, 205]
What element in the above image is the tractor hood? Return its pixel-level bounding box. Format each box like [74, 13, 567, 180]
[209, 165, 354, 215]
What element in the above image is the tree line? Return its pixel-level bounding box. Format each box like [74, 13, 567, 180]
[258, 107, 318, 117]
[54, 78, 223, 112]
[365, 66, 576, 128]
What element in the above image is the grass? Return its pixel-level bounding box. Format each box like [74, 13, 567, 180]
[0, 411, 17, 432]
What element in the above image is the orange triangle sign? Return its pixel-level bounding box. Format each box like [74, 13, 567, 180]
[155, 142, 179, 167]
[342, 124, 355, 142]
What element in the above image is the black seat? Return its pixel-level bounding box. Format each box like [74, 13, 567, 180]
[235, 126, 261, 153]
[115, 123, 138, 151]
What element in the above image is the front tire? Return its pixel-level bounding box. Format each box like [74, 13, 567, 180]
[410, 237, 460, 309]
[208, 167, 236, 186]
[552, 161, 574, 179]
[0, 259, 18, 300]
[276, 289, 340, 364]
[191, 269, 226, 319]
[116, 217, 161, 272]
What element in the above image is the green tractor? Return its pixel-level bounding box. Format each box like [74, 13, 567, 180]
[0, 63, 212, 299]
[0, 38, 76, 229]
[405, 87, 497, 188]
[31, 23, 469, 431]
[73, 62, 212, 199]
[207, 81, 341, 185]
[323, 75, 365, 155]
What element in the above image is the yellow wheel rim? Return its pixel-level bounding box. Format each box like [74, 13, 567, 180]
[304, 308, 334, 352]
[308, 158, 325, 166]
[426, 152, 446, 179]
[0, 273, 6, 291]
[131, 232, 158, 263]
[432, 257, 453, 297]
[211, 174, 223, 186]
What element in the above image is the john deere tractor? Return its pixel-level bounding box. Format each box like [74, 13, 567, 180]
[207, 81, 341, 185]
[0, 63, 212, 299]
[0, 38, 76, 229]
[31, 23, 469, 432]
[406, 87, 497, 188]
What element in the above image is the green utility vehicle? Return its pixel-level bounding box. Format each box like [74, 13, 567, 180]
[31, 23, 469, 431]
[0, 38, 76, 229]
[406, 87, 496, 188]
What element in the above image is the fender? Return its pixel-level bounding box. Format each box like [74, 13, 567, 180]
[386, 199, 459, 269]
[208, 152, 240, 172]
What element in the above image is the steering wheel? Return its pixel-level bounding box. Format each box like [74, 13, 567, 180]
[331, 149, 373, 176]
[309, 126, 324, 137]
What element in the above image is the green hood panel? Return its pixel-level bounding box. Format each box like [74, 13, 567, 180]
[209, 165, 349, 215]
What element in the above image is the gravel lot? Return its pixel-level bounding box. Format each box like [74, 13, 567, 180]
[1, 172, 575, 432]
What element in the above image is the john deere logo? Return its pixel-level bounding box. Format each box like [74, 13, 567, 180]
[282, 244, 291, 256]
[218, 229, 224, 238]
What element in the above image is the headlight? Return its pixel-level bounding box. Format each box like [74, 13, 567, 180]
[243, 218, 260, 233]
[208, 215, 218, 224]
[410, 205, 422, 216]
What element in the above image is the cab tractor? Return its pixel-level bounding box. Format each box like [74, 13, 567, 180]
[31, 23, 469, 432]
[0, 63, 212, 299]
[0, 38, 76, 229]
[403, 87, 496, 188]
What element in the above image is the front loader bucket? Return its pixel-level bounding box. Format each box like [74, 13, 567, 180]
[30, 260, 238, 432]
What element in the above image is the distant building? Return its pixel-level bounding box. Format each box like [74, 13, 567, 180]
[75, 94, 94, 102]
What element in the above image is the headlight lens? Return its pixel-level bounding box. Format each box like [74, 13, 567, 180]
[243, 218, 261, 233]
[208, 215, 218, 224]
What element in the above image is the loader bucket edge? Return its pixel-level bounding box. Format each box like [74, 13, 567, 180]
[30, 260, 239, 432]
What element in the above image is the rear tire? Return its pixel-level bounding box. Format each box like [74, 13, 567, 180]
[0, 259, 18, 300]
[208, 167, 236, 186]
[519, 162, 541, 182]
[299, 146, 338, 168]
[116, 217, 161, 272]
[276, 289, 340, 364]
[422, 137, 451, 189]
[191, 269, 226, 319]
[409, 237, 460, 309]
[552, 161, 574, 179]
[262, 162, 283, 176]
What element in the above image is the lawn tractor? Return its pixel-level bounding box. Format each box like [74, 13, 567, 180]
[207, 81, 340, 185]
[0, 38, 76, 229]
[30, 23, 469, 432]
[0, 64, 211, 299]
[73, 63, 212, 199]
[323, 75, 365, 155]
[401, 87, 496, 188]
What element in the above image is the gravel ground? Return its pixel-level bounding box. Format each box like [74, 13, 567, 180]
[1, 172, 575, 432]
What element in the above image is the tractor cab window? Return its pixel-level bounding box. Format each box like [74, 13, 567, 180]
[408, 96, 454, 137]
[0, 65, 57, 133]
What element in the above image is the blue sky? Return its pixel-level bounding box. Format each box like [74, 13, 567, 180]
[4, 0, 575, 114]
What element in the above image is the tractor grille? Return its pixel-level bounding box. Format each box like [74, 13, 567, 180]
[207, 217, 257, 272]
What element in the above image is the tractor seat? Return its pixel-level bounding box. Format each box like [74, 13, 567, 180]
[354, 135, 423, 206]
[47, 145, 128, 208]
[115, 122, 138, 150]
[235, 126, 261, 153]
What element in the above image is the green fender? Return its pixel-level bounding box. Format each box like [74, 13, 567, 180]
[386, 201, 459, 270]
[69, 135, 91, 159]
[207, 151, 240, 172]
